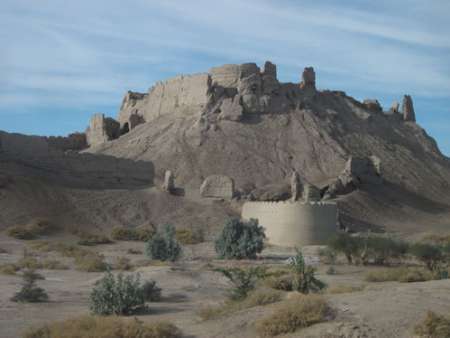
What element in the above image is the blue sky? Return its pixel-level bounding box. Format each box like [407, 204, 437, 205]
[1, 0, 450, 155]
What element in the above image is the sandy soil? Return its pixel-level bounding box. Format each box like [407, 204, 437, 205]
[1, 234, 449, 338]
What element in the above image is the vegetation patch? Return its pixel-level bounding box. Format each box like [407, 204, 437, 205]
[75, 254, 109, 272]
[113, 257, 134, 271]
[364, 267, 435, 283]
[175, 228, 204, 245]
[76, 232, 112, 246]
[145, 224, 181, 262]
[215, 218, 265, 259]
[0, 263, 20, 275]
[111, 225, 155, 242]
[255, 295, 332, 337]
[215, 266, 267, 300]
[7, 219, 57, 240]
[326, 284, 365, 294]
[11, 269, 48, 303]
[22, 316, 182, 338]
[414, 311, 450, 338]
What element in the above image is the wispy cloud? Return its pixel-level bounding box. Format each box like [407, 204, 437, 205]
[0, 0, 449, 154]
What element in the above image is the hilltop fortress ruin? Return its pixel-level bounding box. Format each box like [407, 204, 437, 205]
[1, 61, 449, 244]
[85, 61, 418, 148]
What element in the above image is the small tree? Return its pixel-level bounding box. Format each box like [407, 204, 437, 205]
[215, 218, 265, 259]
[363, 236, 409, 265]
[328, 233, 361, 264]
[289, 249, 326, 294]
[11, 269, 49, 303]
[215, 266, 266, 300]
[90, 271, 145, 315]
[145, 224, 181, 262]
[409, 243, 444, 272]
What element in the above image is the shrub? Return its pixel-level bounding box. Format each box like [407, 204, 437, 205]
[111, 225, 155, 242]
[0, 263, 20, 275]
[11, 269, 48, 303]
[18, 256, 43, 270]
[363, 236, 408, 265]
[409, 243, 444, 271]
[90, 271, 145, 315]
[127, 248, 142, 255]
[255, 295, 332, 337]
[22, 315, 182, 338]
[175, 228, 204, 245]
[77, 232, 112, 246]
[289, 249, 326, 294]
[75, 254, 109, 272]
[0, 247, 8, 254]
[145, 225, 181, 262]
[42, 259, 69, 270]
[7, 226, 37, 240]
[327, 284, 365, 294]
[215, 218, 265, 259]
[328, 233, 360, 264]
[364, 267, 434, 283]
[7, 219, 56, 240]
[215, 266, 267, 300]
[113, 257, 133, 271]
[318, 247, 337, 264]
[142, 280, 162, 302]
[264, 274, 294, 291]
[414, 311, 450, 338]
[326, 266, 336, 275]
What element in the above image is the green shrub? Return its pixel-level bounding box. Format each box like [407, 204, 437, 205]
[142, 280, 162, 302]
[409, 243, 444, 271]
[414, 311, 450, 338]
[11, 269, 48, 303]
[22, 315, 181, 338]
[363, 236, 408, 265]
[90, 271, 146, 315]
[111, 225, 155, 242]
[215, 218, 265, 259]
[145, 225, 181, 262]
[318, 247, 337, 264]
[175, 228, 204, 245]
[289, 249, 326, 294]
[255, 295, 332, 337]
[215, 266, 267, 300]
[328, 233, 360, 264]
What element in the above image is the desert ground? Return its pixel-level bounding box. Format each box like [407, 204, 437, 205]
[1, 231, 450, 338]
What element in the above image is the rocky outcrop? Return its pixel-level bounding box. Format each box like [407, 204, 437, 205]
[324, 156, 382, 199]
[300, 67, 316, 90]
[218, 96, 243, 121]
[402, 95, 416, 122]
[363, 99, 382, 113]
[47, 133, 88, 152]
[162, 170, 175, 193]
[389, 101, 400, 114]
[200, 175, 234, 199]
[291, 170, 301, 201]
[86, 114, 120, 147]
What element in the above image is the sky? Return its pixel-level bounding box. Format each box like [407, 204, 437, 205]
[1, 0, 449, 155]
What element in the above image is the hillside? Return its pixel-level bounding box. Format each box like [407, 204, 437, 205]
[1, 61, 450, 236]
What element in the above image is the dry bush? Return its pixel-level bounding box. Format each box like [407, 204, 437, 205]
[75, 254, 109, 272]
[0, 263, 20, 275]
[127, 248, 142, 255]
[22, 316, 181, 338]
[326, 284, 365, 294]
[365, 267, 434, 283]
[111, 225, 155, 242]
[17, 256, 43, 270]
[414, 311, 450, 338]
[175, 228, 204, 245]
[113, 257, 134, 271]
[264, 274, 294, 291]
[255, 295, 332, 337]
[7, 219, 57, 240]
[41, 259, 69, 270]
[76, 232, 112, 246]
[0, 247, 8, 254]
[30, 241, 90, 259]
[198, 288, 282, 321]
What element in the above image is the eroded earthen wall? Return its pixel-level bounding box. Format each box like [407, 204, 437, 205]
[242, 201, 337, 246]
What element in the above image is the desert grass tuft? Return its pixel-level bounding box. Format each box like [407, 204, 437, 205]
[365, 267, 435, 283]
[22, 315, 182, 338]
[414, 311, 450, 338]
[326, 284, 365, 294]
[255, 295, 332, 337]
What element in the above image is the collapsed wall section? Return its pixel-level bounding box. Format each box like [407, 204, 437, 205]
[242, 201, 337, 246]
